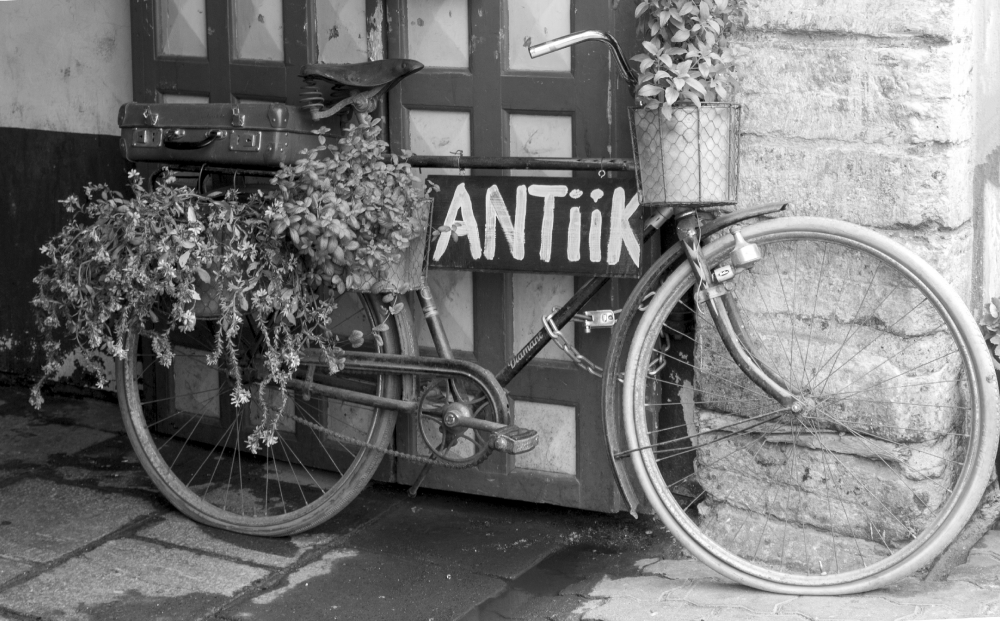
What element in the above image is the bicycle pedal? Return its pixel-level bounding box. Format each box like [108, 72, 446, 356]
[488, 426, 539, 455]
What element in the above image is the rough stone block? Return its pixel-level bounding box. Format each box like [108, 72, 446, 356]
[736, 34, 973, 146]
[739, 137, 974, 231]
[697, 501, 891, 574]
[744, 0, 973, 40]
[693, 435, 944, 539]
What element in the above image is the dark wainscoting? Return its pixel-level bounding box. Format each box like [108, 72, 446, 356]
[0, 126, 129, 378]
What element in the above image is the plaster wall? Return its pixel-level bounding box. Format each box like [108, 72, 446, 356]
[0, 0, 132, 378]
[0, 0, 132, 136]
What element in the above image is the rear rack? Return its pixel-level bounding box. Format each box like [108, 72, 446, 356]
[157, 155, 634, 178]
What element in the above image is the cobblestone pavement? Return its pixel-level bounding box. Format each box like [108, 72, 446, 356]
[1, 385, 1000, 621]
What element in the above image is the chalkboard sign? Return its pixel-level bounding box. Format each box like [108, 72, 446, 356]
[427, 176, 641, 277]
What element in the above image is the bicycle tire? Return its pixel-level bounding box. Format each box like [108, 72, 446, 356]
[117, 292, 416, 536]
[622, 216, 998, 594]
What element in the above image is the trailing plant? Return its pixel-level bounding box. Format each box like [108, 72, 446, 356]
[633, 0, 746, 116]
[31, 118, 432, 452]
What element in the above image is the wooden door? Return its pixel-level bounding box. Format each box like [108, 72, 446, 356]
[129, 0, 639, 511]
[387, 0, 637, 512]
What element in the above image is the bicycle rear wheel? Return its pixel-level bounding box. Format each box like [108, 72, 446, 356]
[623, 216, 998, 594]
[117, 293, 414, 536]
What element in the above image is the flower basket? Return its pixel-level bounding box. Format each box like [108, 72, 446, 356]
[343, 206, 430, 294]
[630, 103, 741, 208]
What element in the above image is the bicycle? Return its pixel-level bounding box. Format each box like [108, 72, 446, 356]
[115, 31, 999, 595]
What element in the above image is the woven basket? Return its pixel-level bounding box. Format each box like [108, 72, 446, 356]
[630, 103, 741, 208]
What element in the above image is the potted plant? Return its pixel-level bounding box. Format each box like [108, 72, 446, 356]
[31, 114, 430, 451]
[631, 0, 746, 205]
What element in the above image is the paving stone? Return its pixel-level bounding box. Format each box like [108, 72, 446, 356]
[0, 557, 32, 586]
[642, 559, 732, 583]
[0, 414, 114, 466]
[138, 514, 327, 568]
[880, 579, 1000, 617]
[971, 531, 1000, 559]
[583, 598, 798, 621]
[669, 580, 798, 615]
[587, 575, 674, 602]
[223, 549, 505, 621]
[781, 595, 917, 620]
[0, 479, 156, 562]
[344, 495, 565, 579]
[0, 538, 269, 621]
[35, 396, 124, 434]
[946, 550, 1000, 588]
[302, 481, 408, 538]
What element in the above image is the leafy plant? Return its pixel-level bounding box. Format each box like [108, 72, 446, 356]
[31, 117, 432, 451]
[633, 0, 746, 116]
[981, 299, 1000, 371]
[268, 114, 429, 296]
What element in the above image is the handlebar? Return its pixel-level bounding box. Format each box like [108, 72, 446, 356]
[528, 30, 637, 91]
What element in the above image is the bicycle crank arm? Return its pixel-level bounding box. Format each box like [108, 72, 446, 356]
[340, 351, 512, 425]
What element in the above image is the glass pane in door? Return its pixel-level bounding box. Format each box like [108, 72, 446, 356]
[507, 0, 571, 72]
[509, 113, 575, 360]
[233, 0, 284, 62]
[406, 0, 469, 69]
[409, 109, 475, 352]
[315, 0, 369, 63]
[158, 0, 208, 58]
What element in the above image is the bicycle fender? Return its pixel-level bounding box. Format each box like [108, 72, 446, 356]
[602, 202, 788, 515]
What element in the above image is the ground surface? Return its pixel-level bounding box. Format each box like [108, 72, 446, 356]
[2, 385, 1000, 621]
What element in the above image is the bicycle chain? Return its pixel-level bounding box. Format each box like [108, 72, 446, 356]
[284, 407, 479, 469]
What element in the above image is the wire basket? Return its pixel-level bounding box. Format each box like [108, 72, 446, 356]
[630, 103, 741, 208]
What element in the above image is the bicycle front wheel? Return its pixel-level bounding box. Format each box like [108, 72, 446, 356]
[117, 292, 415, 536]
[623, 216, 998, 594]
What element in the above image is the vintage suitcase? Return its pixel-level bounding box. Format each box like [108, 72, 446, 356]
[118, 102, 335, 169]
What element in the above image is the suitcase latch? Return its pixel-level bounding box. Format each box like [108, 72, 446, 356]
[142, 106, 159, 126]
[230, 130, 261, 152]
[231, 106, 245, 127]
[131, 128, 163, 148]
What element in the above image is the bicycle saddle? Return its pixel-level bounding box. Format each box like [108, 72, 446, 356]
[300, 59, 423, 120]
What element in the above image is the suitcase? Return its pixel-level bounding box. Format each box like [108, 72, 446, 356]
[118, 102, 337, 169]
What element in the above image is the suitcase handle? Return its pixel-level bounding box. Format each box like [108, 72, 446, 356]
[164, 129, 225, 151]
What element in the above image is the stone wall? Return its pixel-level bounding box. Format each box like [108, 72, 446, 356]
[684, 0, 997, 571]
[735, 0, 978, 300]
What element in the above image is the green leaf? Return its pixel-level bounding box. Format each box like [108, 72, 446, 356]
[637, 84, 665, 98]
